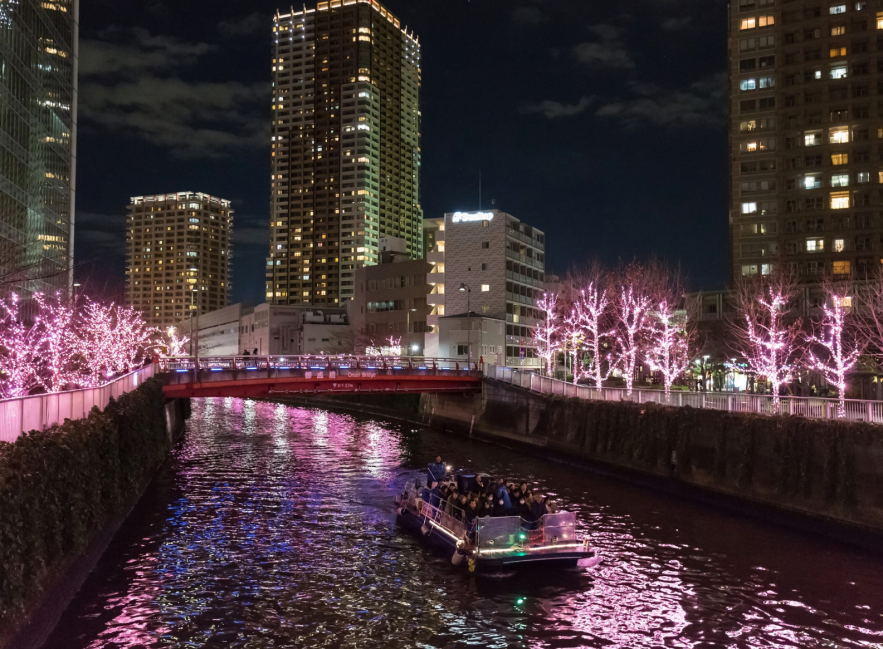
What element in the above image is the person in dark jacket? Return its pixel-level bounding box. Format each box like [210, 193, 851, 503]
[428, 456, 447, 485]
[495, 478, 512, 512]
[530, 495, 547, 521]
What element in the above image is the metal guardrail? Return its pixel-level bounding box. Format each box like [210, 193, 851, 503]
[0, 364, 157, 444]
[158, 355, 480, 373]
[484, 364, 883, 424]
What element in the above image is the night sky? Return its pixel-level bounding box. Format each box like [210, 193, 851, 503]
[74, 0, 729, 304]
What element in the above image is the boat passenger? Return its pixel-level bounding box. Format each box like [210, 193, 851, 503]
[428, 456, 447, 484]
[445, 490, 459, 516]
[464, 499, 479, 526]
[530, 496, 547, 521]
[423, 481, 442, 510]
[495, 479, 512, 513]
[520, 482, 529, 494]
[516, 496, 531, 520]
[544, 497, 559, 514]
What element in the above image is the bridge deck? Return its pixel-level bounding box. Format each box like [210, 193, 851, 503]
[158, 356, 482, 399]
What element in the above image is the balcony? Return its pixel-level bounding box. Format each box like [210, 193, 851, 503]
[506, 227, 545, 252]
[505, 249, 543, 271]
[427, 292, 445, 306]
[427, 251, 445, 265]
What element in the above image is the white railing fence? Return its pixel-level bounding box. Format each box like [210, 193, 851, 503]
[483, 364, 883, 424]
[0, 364, 156, 444]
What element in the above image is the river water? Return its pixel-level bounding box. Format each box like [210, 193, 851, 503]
[43, 398, 883, 649]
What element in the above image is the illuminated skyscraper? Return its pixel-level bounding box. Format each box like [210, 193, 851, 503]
[0, 0, 79, 294]
[126, 192, 233, 328]
[730, 1, 883, 283]
[268, 0, 422, 306]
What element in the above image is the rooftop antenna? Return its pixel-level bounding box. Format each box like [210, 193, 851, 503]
[479, 170, 482, 211]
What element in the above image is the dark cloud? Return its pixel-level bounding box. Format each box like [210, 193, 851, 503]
[662, 16, 693, 30]
[218, 13, 267, 38]
[75, 212, 126, 255]
[521, 96, 594, 119]
[572, 24, 635, 70]
[79, 28, 267, 159]
[511, 6, 550, 26]
[594, 73, 727, 129]
[80, 28, 214, 77]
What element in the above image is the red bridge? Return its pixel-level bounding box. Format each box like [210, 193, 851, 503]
[158, 356, 483, 399]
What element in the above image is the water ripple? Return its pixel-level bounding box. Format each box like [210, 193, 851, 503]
[42, 398, 883, 649]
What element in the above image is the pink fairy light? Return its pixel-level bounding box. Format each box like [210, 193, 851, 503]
[806, 292, 865, 418]
[571, 282, 615, 388]
[735, 278, 803, 413]
[532, 292, 561, 377]
[612, 285, 651, 397]
[0, 294, 46, 398]
[645, 299, 691, 404]
[34, 292, 80, 392]
[163, 327, 190, 357]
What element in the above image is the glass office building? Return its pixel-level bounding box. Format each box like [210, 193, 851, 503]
[0, 0, 78, 295]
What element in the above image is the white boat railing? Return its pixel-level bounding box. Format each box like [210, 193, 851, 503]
[0, 364, 157, 444]
[484, 364, 883, 424]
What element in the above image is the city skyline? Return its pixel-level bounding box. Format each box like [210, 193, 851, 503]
[68, 0, 728, 304]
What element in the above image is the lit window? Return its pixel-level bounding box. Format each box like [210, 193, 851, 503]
[831, 25, 846, 35]
[805, 132, 822, 146]
[829, 126, 850, 143]
[841, 295, 853, 308]
[481, 284, 490, 292]
[805, 175, 821, 189]
[830, 66, 848, 78]
[742, 202, 758, 214]
[758, 15, 774, 26]
[831, 174, 850, 187]
[806, 238, 825, 252]
[831, 191, 850, 209]
[878, 11, 883, 29]
[832, 153, 849, 165]
[859, 172, 870, 184]
[830, 47, 848, 58]
[745, 141, 758, 152]
[834, 239, 845, 252]
[759, 76, 775, 88]
[740, 78, 757, 91]
[740, 17, 756, 30]
[830, 4, 846, 13]
[833, 261, 851, 275]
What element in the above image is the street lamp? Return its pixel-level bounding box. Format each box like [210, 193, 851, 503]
[405, 307, 417, 356]
[188, 266, 198, 367]
[459, 283, 471, 367]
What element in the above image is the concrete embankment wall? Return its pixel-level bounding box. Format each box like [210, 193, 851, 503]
[420, 380, 883, 542]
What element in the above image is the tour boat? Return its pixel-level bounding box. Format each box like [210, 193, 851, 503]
[395, 473, 596, 573]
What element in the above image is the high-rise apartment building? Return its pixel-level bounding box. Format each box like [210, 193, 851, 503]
[126, 192, 233, 328]
[0, 0, 79, 294]
[268, 0, 422, 306]
[730, 0, 883, 282]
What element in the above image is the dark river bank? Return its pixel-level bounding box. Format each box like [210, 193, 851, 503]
[42, 398, 883, 648]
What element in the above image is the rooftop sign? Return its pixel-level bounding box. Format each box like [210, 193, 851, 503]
[451, 211, 494, 224]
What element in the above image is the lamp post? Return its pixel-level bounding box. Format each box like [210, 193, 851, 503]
[188, 266, 198, 369]
[405, 307, 417, 356]
[459, 283, 471, 367]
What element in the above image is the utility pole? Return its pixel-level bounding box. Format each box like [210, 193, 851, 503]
[459, 283, 471, 367]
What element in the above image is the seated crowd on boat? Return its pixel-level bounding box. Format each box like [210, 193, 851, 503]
[420, 456, 559, 530]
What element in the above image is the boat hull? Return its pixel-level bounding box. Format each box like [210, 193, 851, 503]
[396, 508, 594, 573]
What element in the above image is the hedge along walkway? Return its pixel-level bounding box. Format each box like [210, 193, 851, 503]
[0, 378, 171, 632]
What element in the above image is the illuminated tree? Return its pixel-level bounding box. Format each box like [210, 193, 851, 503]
[77, 301, 156, 386]
[0, 294, 46, 398]
[33, 292, 80, 392]
[562, 308, 584, 384]
[732, 268, 803, 412]
[806, 281, 865, 418]
[532, 292, 561, 376]
[646, 299, 692, 403]
[572, 281, 615, 388]
[611, 282, 651, 397]
[162, 326, 189, 357]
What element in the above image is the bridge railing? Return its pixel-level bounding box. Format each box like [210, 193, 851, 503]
[158, 356, 481, 374]
[484, 364, 883, 424]
[0, 364, 156, 444]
